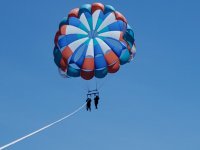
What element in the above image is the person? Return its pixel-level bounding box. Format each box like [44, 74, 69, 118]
[94, 94, 99, 109]
[86, 96, 92, 111]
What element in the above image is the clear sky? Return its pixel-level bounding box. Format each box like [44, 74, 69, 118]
[0, 0, 200, 150]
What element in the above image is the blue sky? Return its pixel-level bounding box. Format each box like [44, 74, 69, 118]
[0, 0, 200, 150]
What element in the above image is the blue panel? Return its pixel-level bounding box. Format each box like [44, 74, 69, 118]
[68, 17, 80, 26]
[70, 41, 88, 67]
[53, 46, 62, 67]
[84, 12, 93, 30]
[93, 39, 103, 55]
[104, 5, 115, 14]
[98, 20, 126, 34]
[95, 68, 108, 78]
[94, 11, 104, 30]
[67, 65, 80, 77]
[68, 17, 88, 32]
[98, 10, 105, 20]
[95, 12, 112, 33]
[125, 24, 135, 44]
[94, 54, 107, 69]
[101, 37, 126, 57]
[76, 50, 87, 67]
[123, 31, 134, 47]
[93, 40, 107, 69]
[97, 26, 109, 33]
[127, 29, 134, 40]
[108, 20, 126, 31]
[119, 49, 130, 65]
[58, 34, 80, 49]
[78, 4, 91, 17]
[103, 12, 112, 20]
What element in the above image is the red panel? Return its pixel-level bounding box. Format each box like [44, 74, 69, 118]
[81, 70, 94, 80]
[115, 11, 127, 24]
[82, 58, 94, 71]
[60, 58, 67, 71]
[108, 61, 120, 73]
[62, 46, 73, 61]
[60, 25, 67, 35]
[68, 8, 79, 18]
[54, 31, 60, 44]
[104, 51, 119, 66]
[119, 32, 124, 41]
[127, 44, 131, 51]
[92, 3, 104, 13]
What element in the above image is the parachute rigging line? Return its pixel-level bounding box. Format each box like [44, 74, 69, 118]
[95, 78, 97, 90]
[97, 75, 112, 90]
[0, 103, 86, 150]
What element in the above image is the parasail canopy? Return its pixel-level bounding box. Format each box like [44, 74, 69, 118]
[54, 3, 136, 80]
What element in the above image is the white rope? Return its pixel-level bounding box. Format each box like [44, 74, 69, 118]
[0, 103, 86, 150]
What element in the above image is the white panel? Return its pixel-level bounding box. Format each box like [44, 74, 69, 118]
[131, 44, 136, 54]
[95, 37, 111, 54]
[65, 25, 87, 35]
[68, 37, 89, 52]
[86, 39, 94, 57]
[97, 12, 116, 32]
[92, 10, 101, 30]
[80, 13, 91, 31]
[98, 31, 121, 40]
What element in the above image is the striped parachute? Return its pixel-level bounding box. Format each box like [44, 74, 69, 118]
[53, 3, 136, 80]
